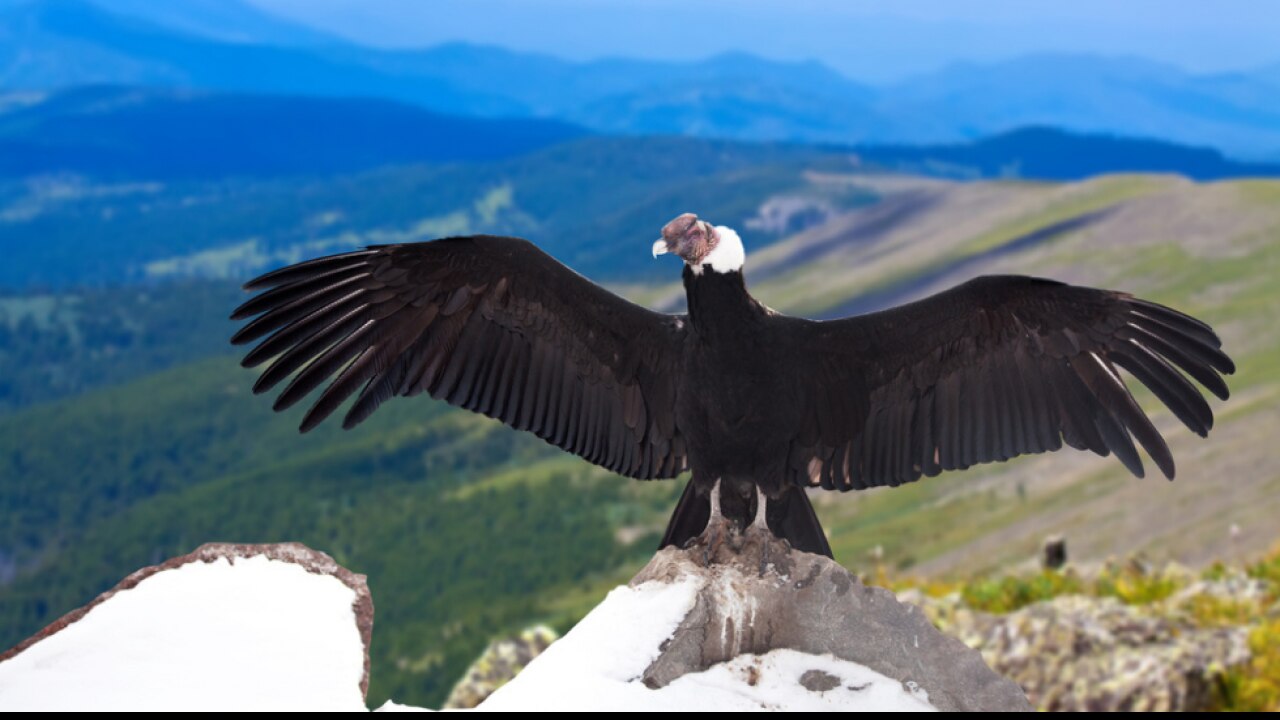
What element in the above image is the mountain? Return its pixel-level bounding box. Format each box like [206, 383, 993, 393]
[857, 126, 1280, 181]
[5, 1, 1279, 159]
[0, 85, 587, 179]
[875, 54, 1280, 159]
[84, 0, 342, 46]
[0, 0, 519, 114]
[353, 45, 879, 143]
[0, 0, 877, 131]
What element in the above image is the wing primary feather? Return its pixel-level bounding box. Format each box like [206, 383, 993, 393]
[231, 265, 368, 321]
[475, 329, 513, 416]
[975, 362, 997, 462]
[638, 440, 654, 480]
[859, 417, 879, 486]
[846, 436, 865, 490]
[236, 286, 365, 356]
[563, 375, 585, 453]
[1050, 362, 1108, 455]
[300, 346, 383, 433]
[1082, 353, 1175, 478]
[958, 366, 980, 467]
[516, 341, 545, 431]
[1017, 350, 1055, 453]
[437, 310, 486, 404]
[900, 400, 919, 484]
[547, 355, 572, 446]
[1120, 323, 1232, 399]
[242, 250, 378, 290]
[391, 307, 442, 394]
[827, 440, 848, 490]
[531, 342, 557, 435]
[1004, 352, 1032, 457]
[1069, 355, 1144, 477]
[880, 405, 899, 485]
[1110, 342, 1212, 436]
[918, 386, 941, 477]
[604, 393, 625, 470]
[251, 303, 370, 392]
[455, 324, 496, 410]
[582, 386, 602, 463]
[422, 313, 469, 398]
[339, 310, 437, 428]
[344, 366, 401, 429]
[491, 334, 527, 422]
[1125, 300, 1221, 347]
[276, 312, 408, 414]
[1126, 313, 1235, 374]
[939, 373, 960, 470]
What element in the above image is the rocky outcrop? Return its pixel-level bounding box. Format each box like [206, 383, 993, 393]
[898, 588, 1253, 711]
[629, 532, 1031, 712]
[449, 529, 1030, 711]
[444, 626, 558, 708]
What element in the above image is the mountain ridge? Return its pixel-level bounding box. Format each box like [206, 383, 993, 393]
[4, 0, 1278, 158]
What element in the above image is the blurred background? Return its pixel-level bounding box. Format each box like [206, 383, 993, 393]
[1, 0, 1278, 709]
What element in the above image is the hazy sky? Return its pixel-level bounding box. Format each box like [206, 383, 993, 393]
[245, 0, 1280, 82]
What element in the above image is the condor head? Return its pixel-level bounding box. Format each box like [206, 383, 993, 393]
[652, 213, 719, 264]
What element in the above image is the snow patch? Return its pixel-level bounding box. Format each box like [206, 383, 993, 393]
[662, 650, 936, 712]
[0, 555, 367, 712]
[462, 570, 936, 712]
[473, 577, 700, 711]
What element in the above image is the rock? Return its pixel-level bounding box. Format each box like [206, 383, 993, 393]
[939, 594, 1251, 711]
[476, 547, 946, 712]
[1168, 572, 1270, 608]
[444, 625, 558, 708]
[1042, 535, 1068, 570]
[0, 543, 373, 711]
[630, 532, 1031, 712]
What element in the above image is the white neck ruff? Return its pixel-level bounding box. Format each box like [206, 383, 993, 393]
[694, 226, 745, 275]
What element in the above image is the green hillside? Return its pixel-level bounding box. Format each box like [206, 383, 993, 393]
[2, 171, 1276, 707]
[0, 136, 856, 289]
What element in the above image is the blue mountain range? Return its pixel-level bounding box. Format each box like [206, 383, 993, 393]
[3, 0, 1278, 159]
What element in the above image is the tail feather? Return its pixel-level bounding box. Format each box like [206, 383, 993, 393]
[659, 479, 710, 551]
[659, 480, 833, 559]
[767, 485, 833, 558]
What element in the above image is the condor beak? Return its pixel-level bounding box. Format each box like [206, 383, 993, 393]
[652, 239, 670, 258]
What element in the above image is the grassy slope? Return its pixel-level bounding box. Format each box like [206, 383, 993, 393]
[2, 171, 1276, 706]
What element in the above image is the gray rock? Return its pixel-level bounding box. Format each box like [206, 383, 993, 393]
[632, 529, 1032, 712]
[941, 594, 1251, 712]
[444, 625, 558, 709]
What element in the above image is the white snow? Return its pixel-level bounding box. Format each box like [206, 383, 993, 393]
[663, 650, 936, 712]
[467, 574, 937, 712]
[0, 555, 367, 712]
[473, 576, 700, 712]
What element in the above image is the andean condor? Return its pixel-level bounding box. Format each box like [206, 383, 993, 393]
[230, 213, 1234, 558]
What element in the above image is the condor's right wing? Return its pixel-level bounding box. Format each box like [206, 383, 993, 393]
[231, 235, 690, 480]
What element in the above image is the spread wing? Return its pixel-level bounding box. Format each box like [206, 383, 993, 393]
[231, 236, 689, 479]
[786, 275, 1234, 490]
